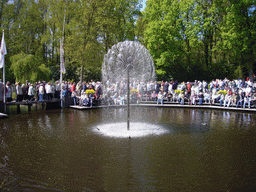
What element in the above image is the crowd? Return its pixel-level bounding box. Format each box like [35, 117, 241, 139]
[1, 76, 256, 110]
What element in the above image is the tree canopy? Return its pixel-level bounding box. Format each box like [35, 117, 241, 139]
[0, 0, 142, 83]
[0, 0, 255, 83]
[143, 0, 256, 81]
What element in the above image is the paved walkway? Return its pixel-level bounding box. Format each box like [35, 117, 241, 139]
[70, 103, 256, 113]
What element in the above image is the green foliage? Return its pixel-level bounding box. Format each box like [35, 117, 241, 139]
[2, 0, 141, 83]
[2, 0, 256, 83]
[234, 66, 243, 79]
[143, 0, 256, 81]
[10, 53, 51, 83]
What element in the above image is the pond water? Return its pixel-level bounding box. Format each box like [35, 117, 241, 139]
[1, 107, 256, 191]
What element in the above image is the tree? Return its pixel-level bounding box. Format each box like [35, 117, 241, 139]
[1, 0, 144, 83]
[144, 0, 190, 81]
[219, 0, 256, 79]
[10, 53, 51, 83]
[143, 0, 256, 81]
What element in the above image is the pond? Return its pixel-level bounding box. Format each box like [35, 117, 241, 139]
[1, 107, 256, 191]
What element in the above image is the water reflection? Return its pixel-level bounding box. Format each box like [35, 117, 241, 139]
[1, 107, 256, 191]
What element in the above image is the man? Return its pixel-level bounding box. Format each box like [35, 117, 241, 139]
[236, 92, 244, 108]
[183, 91, 190, 105]
[55, 81, 61, 99]
[186, 82, 191, 95]
[154, 81, 161, 94]
[164, 81, 169, 93]
[25, 80, 30, 100]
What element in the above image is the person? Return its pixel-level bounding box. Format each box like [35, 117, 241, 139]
[79, 92, 89, 106]
[51, 83, 55, 99]
[24, 80, 30, 100]
[168, 81, 173, 95]
[6, 82, 13, 102]
[178, 91, 184, 104]
[38, 83, 44, 101]
[118, 95, 125, 105]
[198, 92, 204, 105]
[204, 90, 211, 104]
[224, 92, 232, 107]
[45, 82, 53, 100]
[16, 82, 23, 102]
[154, 81, 161, 94]
[172, 80, 178, 91]
[243, 93, 252, 108]
[62, 85, 68, 98]
[35, 82, 40, 101]
[55, 81, 61, 99]
[28, 84, 35, 101]
[82, 82, 88, 92]
[166, 91, 172, 102]
[211, 91, 219, 105]
[157, 91, 164, 105]
[71, 82, 76, 93]
[186, 82, 191, 95]
[183, 91, 190, 105]
[164, 81, 169, 93]
[71, 90, 78, 105]
[236, 92, 244, 108]
[219, 92, 225, 106]
[151, 91, 157, 101]
[190, 91, 197, 105]
[0, 79, 4, 112]
[89, 92, 94, 107]
[21, 84, 26, 101]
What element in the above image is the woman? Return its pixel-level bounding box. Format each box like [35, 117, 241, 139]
[38, 83, 44, 101]
[157, 91, 164, 105]
[28, 84, 35, 101]
[45, 82, 53, 100]
[6, 82, 13, 102]
[16, 82, 23, 102]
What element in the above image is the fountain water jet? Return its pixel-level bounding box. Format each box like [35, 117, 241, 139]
[100, 41, 166, 137]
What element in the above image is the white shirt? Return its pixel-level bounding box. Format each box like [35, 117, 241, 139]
[45, 84, 52, 94]
[39, 85, 44, 94]
[28, 86, 35, 96]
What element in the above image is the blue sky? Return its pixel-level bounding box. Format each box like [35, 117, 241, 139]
[141, 0, 146, 11]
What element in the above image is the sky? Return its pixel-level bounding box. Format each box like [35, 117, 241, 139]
[141, 0, 147, 11]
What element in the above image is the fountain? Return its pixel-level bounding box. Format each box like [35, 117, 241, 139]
[100, 41, 167, 137]
[102, 41, 156, 86]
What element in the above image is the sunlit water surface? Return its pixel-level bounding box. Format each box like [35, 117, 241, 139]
[1, 107, 256, 191]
